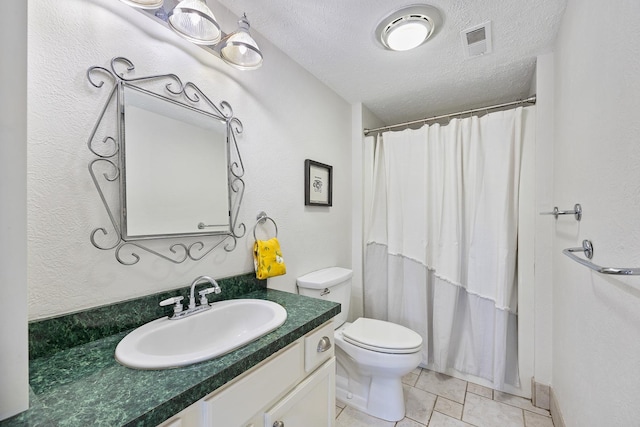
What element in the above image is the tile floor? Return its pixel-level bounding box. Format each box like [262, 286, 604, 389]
[335, 368, 554, 427]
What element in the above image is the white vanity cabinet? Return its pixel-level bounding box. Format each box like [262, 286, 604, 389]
[157, 320, 335, 427]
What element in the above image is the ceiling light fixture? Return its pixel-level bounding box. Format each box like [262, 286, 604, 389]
[376, 5, 442, 52]
[219, 14, 263, 70]
[168, 0, 221, 45]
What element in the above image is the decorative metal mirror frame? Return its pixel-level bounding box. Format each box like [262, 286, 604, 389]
[86, 57, 245, 265]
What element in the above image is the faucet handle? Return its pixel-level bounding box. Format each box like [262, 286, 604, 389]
[160, 296, 184, 314]
[198, 288, 218, 306]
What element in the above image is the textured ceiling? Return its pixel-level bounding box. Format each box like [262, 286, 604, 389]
[215, 0, 567, 125]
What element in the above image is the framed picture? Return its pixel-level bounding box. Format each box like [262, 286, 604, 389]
[304, 159, 333, 206]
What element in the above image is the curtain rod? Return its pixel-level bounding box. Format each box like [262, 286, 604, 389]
[363, 95, 537, 136]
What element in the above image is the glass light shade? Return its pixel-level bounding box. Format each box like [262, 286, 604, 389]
[386, 20, 432, 51]
[219, 16, 263, 70]
[168, 0, 221, 45]
[119, 0, 163, 9]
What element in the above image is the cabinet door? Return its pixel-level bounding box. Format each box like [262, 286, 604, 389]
[264, 357, 336, 427]
[203, 341, 304, 426]
[241, 416, 262, 427]
[156, 401, 202, 427]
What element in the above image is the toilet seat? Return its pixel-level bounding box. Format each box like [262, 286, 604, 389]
[342, 318, 422, 354]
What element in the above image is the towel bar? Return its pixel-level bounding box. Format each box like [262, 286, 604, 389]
[563, 240, 640, 275]
[253, 211, 278, 240]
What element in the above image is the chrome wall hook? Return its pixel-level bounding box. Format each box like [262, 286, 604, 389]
[540, 203, 582, 221]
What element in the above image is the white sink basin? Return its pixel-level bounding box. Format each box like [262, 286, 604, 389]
[115, 299, 287, 369]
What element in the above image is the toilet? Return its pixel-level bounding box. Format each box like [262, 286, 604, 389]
[296, 267, 423, 422]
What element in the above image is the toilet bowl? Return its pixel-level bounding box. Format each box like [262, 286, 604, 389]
[334, 318, 422, 420]
[297, 267, 423, 422]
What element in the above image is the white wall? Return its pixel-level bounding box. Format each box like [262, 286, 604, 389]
[533, 53, 555, 386]
[0, 0, 29, 420]
[350, 104, 384, 320]
[552, 1, 640, 425]
[27, 0, 352, 320]
[516, 106, 536, 399]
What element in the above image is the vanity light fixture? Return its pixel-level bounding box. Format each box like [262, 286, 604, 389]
[219, 14, 263, 70]
[120, 0, 263, 70]
[376, 4, 441, 52]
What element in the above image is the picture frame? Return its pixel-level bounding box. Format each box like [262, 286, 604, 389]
[304, 159, 333, 206]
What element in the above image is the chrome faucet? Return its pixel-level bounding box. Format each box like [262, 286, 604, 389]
[159, 275, 221, 320]
[189, 275, 221, 309]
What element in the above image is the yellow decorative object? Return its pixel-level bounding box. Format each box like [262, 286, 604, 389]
[253, 238, 287, 279]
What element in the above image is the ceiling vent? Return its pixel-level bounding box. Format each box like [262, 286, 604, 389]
[461, 21, 492, 57]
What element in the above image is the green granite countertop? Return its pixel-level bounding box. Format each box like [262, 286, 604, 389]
[3, 289, 340, 427]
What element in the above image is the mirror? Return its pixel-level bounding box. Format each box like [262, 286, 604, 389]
[87, 57, 245, 265]
[122, 85, 230, 238]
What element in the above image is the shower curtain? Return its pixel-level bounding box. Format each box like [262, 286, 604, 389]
[364, 107, 529, 389]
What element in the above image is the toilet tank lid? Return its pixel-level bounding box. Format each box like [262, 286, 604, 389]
[296, 267, 353, 289]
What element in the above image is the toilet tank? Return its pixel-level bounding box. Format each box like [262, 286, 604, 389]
[296, 267, 353, 328]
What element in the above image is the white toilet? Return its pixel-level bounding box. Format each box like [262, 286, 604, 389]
[297, 267, 423, 422]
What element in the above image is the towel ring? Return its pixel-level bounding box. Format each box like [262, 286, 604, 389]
[254, 211, 278, 240]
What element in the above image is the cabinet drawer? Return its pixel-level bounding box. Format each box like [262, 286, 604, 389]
[203, 341, 304, 426]
[303, 321, 334, 373]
